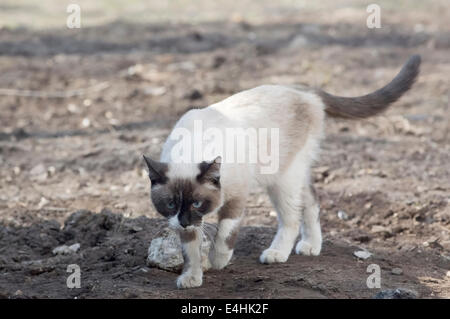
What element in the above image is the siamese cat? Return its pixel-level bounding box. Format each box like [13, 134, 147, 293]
[143, 55, 421, 288]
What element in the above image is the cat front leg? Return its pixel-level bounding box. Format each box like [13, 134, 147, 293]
[209, 198, 244, 269]
[177, 228, 203, 288]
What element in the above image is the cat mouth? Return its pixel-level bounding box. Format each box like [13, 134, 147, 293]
[168, 215, 201, 231]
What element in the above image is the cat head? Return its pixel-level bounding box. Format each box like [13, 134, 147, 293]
[143, 155, 222, 230]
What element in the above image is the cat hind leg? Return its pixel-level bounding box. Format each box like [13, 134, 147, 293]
[295, 185, 322, 256]
[260, 184, 302, 264]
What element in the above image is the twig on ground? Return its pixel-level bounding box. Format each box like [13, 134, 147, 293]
[0, 82, 110, 98]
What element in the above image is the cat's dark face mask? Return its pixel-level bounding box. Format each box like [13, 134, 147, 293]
[143, 155, 222, 229]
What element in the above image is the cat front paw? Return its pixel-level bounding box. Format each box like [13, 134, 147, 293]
[295, 240, 321, 256]
[259, 248, 289, 264]
[202, 254, 212, 272]
[176, 272, 203, 289]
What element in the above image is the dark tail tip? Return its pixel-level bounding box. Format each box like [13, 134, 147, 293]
[319, 55, 421, 119]
[407, 54, 422, 69]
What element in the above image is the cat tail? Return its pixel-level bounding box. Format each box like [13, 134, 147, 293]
[317, 55, 421, 119]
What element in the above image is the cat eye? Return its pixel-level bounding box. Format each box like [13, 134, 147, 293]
[166, 201, 176, 209]
[192, 201, 203, 208]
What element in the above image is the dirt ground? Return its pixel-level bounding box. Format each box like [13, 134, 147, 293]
[0, 1, 449, 298]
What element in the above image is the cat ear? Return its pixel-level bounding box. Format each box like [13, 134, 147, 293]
[143, 155, 168, 186]
[197, 156, 221, 187]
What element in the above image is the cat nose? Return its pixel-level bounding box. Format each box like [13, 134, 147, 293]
[178, 214, 190, 228]
[180, 221, 189, 228]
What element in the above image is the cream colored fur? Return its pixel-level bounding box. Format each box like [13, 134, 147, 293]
[161, 85, 325, 288]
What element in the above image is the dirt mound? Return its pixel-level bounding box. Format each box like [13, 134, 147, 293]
[0, 210, 448, 298]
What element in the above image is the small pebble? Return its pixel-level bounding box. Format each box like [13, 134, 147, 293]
[337, 210, 349, 220]
[30, 164, 46, 176]
[81, 118, 91, 128]
[139, 267, 149, 273]
[52, 243, 81, 255]
[83, 99, 92, 107]
[391, 267, 403, 275]
[371, 225, 389, 233]
[353, 250, 372, 260]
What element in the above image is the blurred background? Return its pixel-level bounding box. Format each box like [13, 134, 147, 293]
[0, 0, 448, 298]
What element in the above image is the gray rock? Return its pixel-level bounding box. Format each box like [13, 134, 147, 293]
[30, 163, 46, 176]
[337, 210, 349, 220]
[391, 267, 403, 275]
[288, 35, 311, 49]
[147, 227, 211, 272]
[353, 250, 372, 260]
[131, 226, 143, 232]
[52, 243, 80, 255]
[30, 163, 48, 181]
[374, 288, 419, 299]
